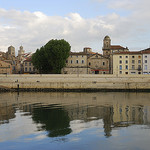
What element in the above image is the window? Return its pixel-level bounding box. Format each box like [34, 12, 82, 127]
[132, 65, 135, 69]
[25, 67, 27, 72]
[71, 60, 73, 64]
[76, 56, 78, 58]
[125, 72, 128, 74]
[82, 55, 84, 57]
[138, 60, 141, 63]
[145, 65, 147, 70]
[145, 55, 147, 58]
[132, 60, 135, 64]
[125, 65, 128, 70]
[70, 55, 72, 58]
[29, 62, 31, 66]
[120, 71, 122, 74]
[131, 72, 136, 74]
[119, 65, 122, 70]
[145, 60, 147, 63]
[66, 60, 68, 63]
[125, 56, 128, 58]
[76, 60, 78, 64]
[138, 72, 141, 74]
[82, 60, 84, 64]
[119, 56, 122, 58]
[138, 65, 141, 69]
[103, 62, 105, 66]
[29, 68, 31, 72]
[25, 62, 27, 66]
[132, 56, 135, 58]
[125, 60, 128, 64]
[89, 62, 91, 66]
[119, 60, 122, 64]
[103, 72, 106, 74]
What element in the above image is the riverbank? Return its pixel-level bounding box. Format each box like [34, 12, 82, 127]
[0, 74, 150, 92]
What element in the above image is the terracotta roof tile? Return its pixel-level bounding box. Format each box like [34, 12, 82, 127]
[111, 45, 126, 50]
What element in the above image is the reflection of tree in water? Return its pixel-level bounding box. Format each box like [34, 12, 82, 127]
[32, 105, 72, 137]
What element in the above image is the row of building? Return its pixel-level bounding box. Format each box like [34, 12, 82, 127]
[0, 46, 36, 74]
[63, 36, 150, 75]
[0, 36, 150, 75]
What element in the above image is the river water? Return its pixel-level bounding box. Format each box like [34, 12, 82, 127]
[0, 92, 150, 150]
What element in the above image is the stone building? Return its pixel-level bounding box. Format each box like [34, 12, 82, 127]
[102, 35, 129, 74]
[141, 48, 150, 74]
[113, 51, 142, 75]
[23, 58, 37, 74]
[62, 36, 127, 74]
[18, 46, 25, 57]
[88, 53, 109, 74]
[62, 51, 90, 74]
[8, 46, 15, 57]
[113, 49, 150, 75]
[0, 60, 12, 74]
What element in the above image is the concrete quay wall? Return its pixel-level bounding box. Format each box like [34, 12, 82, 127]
[0, 74, 150, 91]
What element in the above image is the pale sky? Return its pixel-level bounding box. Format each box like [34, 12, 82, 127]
[0, 0, 150, 53]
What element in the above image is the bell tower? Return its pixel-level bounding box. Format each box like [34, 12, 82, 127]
[102, 35, 111, 57]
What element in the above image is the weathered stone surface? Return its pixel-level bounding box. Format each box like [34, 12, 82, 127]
[0, 74, 150, 91]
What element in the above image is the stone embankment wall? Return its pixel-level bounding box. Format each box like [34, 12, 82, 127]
[0, 74, 150, 92]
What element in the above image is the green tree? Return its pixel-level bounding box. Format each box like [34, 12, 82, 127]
[32, 39, 71, 74]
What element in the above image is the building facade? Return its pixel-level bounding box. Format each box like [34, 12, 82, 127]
[113, 49, 150, 75]
[62, 51, 89, 74]
[23, 58, 37, 74]
[88, 53, 109, 74]
[113, 52, 142, 75]
[0, 60, 12, 74]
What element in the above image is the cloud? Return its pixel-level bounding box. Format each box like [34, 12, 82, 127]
[0, 1, 150, 54]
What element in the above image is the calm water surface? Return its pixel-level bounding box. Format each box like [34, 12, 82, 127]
[0, 92, 150, 150]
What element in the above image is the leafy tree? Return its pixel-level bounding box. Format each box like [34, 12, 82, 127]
[32, 39, 71, 74]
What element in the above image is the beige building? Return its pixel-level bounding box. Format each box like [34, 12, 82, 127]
[0, 60, 12, 74]
[63, 51, 90, 74]
[113, 51, 142, 75]
[88, 53, 109, 74]
[62, 47, 109, 74]
[23, 58, 37, 74]
[102, 36, 129, 74]
[8, 46, 15, 57]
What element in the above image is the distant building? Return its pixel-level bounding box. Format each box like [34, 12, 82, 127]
[102, 35, 129, 74]
[113, 51, 142, 75]
[18, 46, 25, 57]
[88, 53, 109, 74]
[63, 51, 89, 74]
[113, 49, 150, 75]
[8, 46, 15, 57]
[23, 58, 37, 74]
[0, 60, 12, 74]
[141, 48, 150, 74]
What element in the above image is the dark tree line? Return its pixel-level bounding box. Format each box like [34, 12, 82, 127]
[32, 39, 71, 74]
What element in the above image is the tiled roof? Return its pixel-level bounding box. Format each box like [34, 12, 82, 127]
[24, 57, 32, 62]
[111, 45, 126, 50]
[141, 48, 150, 54]
[113, 51, 142, 55]
[70, 52, 88, 55]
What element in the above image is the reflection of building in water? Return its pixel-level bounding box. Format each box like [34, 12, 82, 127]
[1, 93, 150, 138]
[0, 103, 15, 124]
[143, 106, 150, 124]
[113, 104, 144, 127]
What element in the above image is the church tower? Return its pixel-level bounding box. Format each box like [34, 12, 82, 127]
[18, 46, 25, 56]
[102, 35, 111, 57]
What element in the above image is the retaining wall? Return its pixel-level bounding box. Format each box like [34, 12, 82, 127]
[0, 74, 150, 92]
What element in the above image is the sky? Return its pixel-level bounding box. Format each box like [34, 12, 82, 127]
[0, 0, 150, 53]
